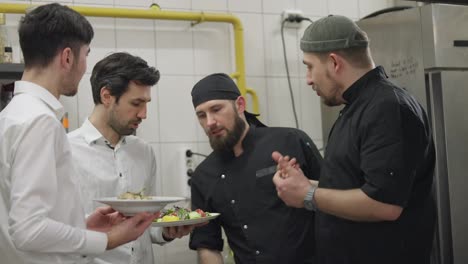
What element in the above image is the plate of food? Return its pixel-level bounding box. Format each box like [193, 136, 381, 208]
[95, 190, 185, 216]
[152, 206, 220, 227]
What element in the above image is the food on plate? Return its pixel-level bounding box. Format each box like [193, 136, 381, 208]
[155, 206, 210, 222]
[117, 189, 150, 200]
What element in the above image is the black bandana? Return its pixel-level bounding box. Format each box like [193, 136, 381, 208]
[191, 73, 266, 127]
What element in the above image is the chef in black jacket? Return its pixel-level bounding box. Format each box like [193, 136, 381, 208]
[189, 73, 322, 264]
[273, 15, 436, 264]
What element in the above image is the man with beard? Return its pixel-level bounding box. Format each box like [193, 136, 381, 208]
[188, 73, 323, 264]
[0, 5, 156, 264]
[68, 52, 194, 264]
[272, 15, 436, 264]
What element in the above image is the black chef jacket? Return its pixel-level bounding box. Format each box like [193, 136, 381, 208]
[189, 126, 322, 264]
[316, 66, 436, 264]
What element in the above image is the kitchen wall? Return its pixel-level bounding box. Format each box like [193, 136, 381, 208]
[1, 0, 394, 262]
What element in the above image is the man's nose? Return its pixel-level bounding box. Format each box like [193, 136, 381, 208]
[137, 104, 147, 119]
[206, 113, 216, 127]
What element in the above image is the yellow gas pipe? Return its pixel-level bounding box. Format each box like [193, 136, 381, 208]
[0, 3, 260, 114]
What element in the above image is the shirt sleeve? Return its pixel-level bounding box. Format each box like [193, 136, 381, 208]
[8, 114, 107, 254]
[149, 226, 168, 244]
[189, 170, 223, 251]
[146, 144, 158, 196]
[359, 99, 425, 206]
[146, 146, 168, 244]
[295, 130, 323, 180]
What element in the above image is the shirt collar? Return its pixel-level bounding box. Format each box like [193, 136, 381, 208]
[80, 118, 104, 145]
[80, 118, 128, 147]
[14, 80, 65, 120]
[342, 66, 388, 104]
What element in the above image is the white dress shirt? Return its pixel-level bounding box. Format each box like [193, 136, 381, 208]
[68, 119, 166, 264]
[0, 81, 107, 264]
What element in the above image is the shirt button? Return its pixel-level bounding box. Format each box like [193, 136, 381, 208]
[390, 171, 394, 176]
[243, 225, 248, 229]
[221, 174, 226, 179]
[255, 250, 260, 255]
[231, 200, 235, 204]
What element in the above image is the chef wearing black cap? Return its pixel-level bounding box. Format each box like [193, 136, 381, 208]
[188, 73, 322, 264]
[273, 15, 436, 264]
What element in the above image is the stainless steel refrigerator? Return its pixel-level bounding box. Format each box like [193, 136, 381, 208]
[320, 4, 468, 264]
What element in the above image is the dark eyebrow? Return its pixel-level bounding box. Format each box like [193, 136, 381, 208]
[132, 98, 151, 103]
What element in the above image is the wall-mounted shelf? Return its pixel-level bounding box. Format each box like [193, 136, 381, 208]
[0, 63, 23, 111]
[0, 63, 24, 80]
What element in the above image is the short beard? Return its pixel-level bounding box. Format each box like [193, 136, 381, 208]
[62, 90, 78, 97]
[322, 96, 341, 107]
[108, 105, 136, 136]
[209, 113, 246, 152]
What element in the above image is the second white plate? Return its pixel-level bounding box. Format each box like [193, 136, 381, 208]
[152, 213, 220, 227]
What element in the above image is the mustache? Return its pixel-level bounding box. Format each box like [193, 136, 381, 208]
[208, 126, 225, 134]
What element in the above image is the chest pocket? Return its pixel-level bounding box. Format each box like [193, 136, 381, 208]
[255, 165, 278, 196]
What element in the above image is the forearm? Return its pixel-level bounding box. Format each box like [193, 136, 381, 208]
[309, 180, 318, 187]
[198, 248, 223, 264]
[11, 216, 107, 254]
[314, 188, 403, 222]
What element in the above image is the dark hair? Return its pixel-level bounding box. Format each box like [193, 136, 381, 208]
[90, 52, 160, 104]
[19, 3, 94, 68]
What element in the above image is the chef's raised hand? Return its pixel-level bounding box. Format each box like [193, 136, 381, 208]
[272, 151, 312, 208]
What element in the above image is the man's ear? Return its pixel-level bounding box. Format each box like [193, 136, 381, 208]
[235, 96, 247, 113]
[100, 86, 113, 106]
[60, 47, 74, 70]
[328, 52, 343, 76]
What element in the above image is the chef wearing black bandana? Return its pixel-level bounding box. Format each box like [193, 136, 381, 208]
[188, 73, 322, 264]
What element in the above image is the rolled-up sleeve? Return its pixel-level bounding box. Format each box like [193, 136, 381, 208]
[189, 174, 223, 251]
[359, 99, 412, 206]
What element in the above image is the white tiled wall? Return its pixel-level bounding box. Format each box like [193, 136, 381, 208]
[1, 0, 395, 262]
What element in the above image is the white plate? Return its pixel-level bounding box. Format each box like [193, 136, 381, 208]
[94, 196, 186, 216]
[151, 213, 220, 227]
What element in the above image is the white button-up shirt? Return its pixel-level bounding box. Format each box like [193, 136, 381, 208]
[0, 81, 107, 264]
[68, 119, 166, 264]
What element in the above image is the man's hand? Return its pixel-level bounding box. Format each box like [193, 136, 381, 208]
[87, 206, 126, 233]
[162, 225, 194, 240]
[106, 212, 158, 250]
[162, 220, 208, 241]
[272, 151, 312, 208]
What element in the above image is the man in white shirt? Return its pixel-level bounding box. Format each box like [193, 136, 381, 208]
[0, 4, 156, 264]
[68, 52, 195, 264]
